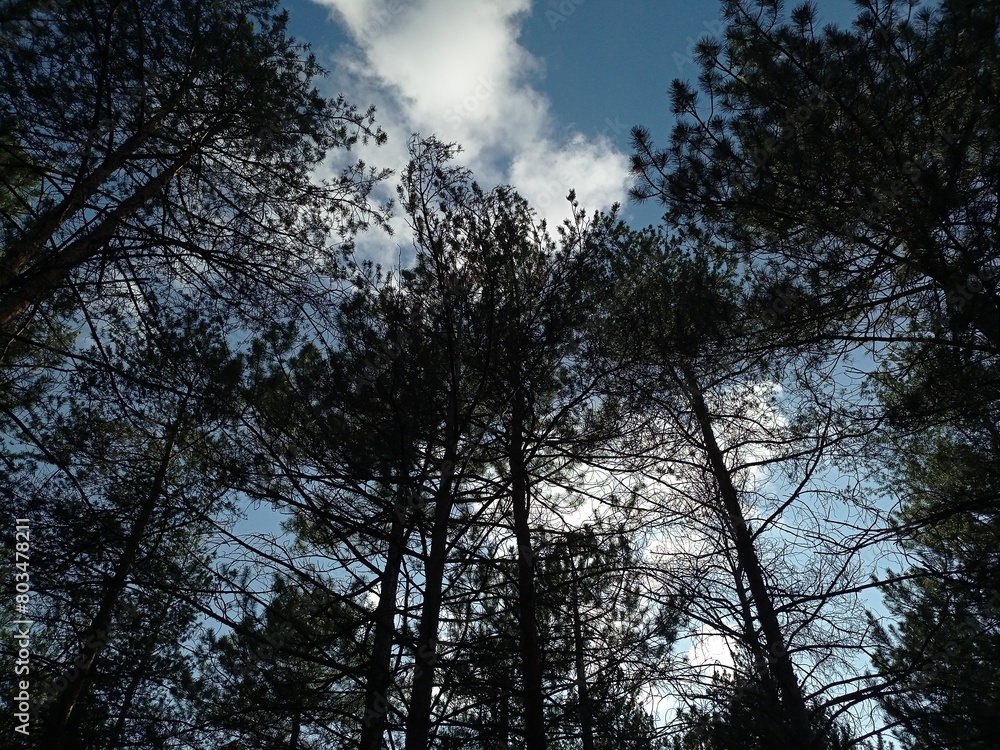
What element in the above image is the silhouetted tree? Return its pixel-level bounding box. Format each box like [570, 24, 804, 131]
[0, 0, 387, 336]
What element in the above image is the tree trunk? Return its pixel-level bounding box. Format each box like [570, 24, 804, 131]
[106, 649, 150, 750]
[499, 669, 511, 749]
[404, 259, 466, 750]
[510, 385, 546, 750]
[289, 707, 301, 749]
[403, 452, 457, 750]
[40, 408, 185, 750]
[680, 364, 816, 748]
[0, 147, 197, 331]
[359, 502, 408, 750]
[569, 556, 596, 750]
[0, 105, 174, 293]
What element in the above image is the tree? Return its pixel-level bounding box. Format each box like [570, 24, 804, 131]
[869, 344, 1000, 749]
[0, 0, 388, 336]
[670, 669, 863, 750]
[432, 522, 673, 750]
[396, 143, 640, 749]
[592, 219, 885, 747]
[238, 276, 451, 750]
[231, 138, 511, 749]
[537, 525, 674, 750]
[0, 300, 245, 749]
[389, 137, 603, 750]
[631, 0, 1000, 356]
[196, 577, 367, 750]
[235, 139, 647, 749]
[629, 2, 1000, 743]
[459, 185, 615, 750]
[0, 127, 36, 226]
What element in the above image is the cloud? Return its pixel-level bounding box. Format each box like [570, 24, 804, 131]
[313, 0, 629, 249]
[687, 623, 737, 674]
[509, 133, 628, 227]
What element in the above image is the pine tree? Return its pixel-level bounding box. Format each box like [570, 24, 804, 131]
[196, 577, 367, 749]
[632, 0, 1000, 356]
[870, 344, 1000, 749]
[0, 300, 245, 749]
[0, 0, 388, 334]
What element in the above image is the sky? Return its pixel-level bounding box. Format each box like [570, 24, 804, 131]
[281, 0, 861, 264]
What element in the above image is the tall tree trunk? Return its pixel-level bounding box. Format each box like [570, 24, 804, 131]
[905, 229, 1000, 352]
[359, 502, 408, 750]
[0, 147, 197, 331]
[0, 66, 209, 334]
[402, 459, 456, 750]
[404, 266, 465, 750]
[289, 707, 301, 749]
[510, 385, 546, 750]
[0, 102, 176, 293]
[40, 407, 185, 750]
[106, 647, 151, 750]
[498, 667, 511, 749]
[569, 555, 596, 750]
[732, 558, 781, 700]
[680, 364, 816, 748]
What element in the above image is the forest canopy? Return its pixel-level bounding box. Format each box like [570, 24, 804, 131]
[1, 1, 998, 749]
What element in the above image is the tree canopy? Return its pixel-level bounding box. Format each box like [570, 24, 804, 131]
[2, 1, 998, 749]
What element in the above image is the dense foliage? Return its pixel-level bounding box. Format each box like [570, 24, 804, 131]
[2, 1, 997, 748]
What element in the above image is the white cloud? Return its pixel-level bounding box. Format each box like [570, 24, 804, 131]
[314, 0, 628, 247]
[687, 624, 736, 674]
[509, 133, 629, 229]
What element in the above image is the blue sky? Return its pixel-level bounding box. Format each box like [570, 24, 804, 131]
[281, 0, 861, 258]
